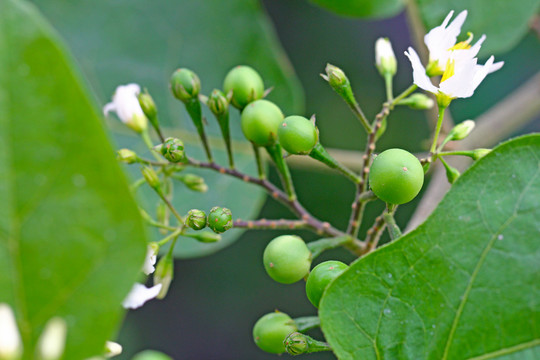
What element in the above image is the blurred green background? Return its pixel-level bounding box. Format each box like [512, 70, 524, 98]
[30, 0, 540, 358]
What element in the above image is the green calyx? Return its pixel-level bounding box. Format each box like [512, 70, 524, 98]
[278, 115, 319, 155]
[253, 311, 297, 354]
[170, 68, 201, 102]
[159, 137, 185, 163]
[223, 65, 264, 109]
[369, 148, 424, 205]
[263, 235, 312, 284]
[185, 209, 207, 230]
[207, 206, 233, 234]
[241, 99, 284, 146]
[305, 260, 348, 308]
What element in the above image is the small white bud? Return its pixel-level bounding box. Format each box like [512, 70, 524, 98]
[104, 84, 148, 133]
[122, 283, 162, 309]
[449, 120, 475, 141]
[37, 317, 67, 360]
[104, 341, 122, 358]
[0, 303, 22, 360]
[375, 38, 397, 76]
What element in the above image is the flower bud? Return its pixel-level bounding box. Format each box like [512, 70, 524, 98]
[141, 166, 160, 189]
[445, 165, 460, 184]
[37, 317, 67, 360]
[104, 83, 148, 133]
[117, 148, 138, 164]
[322, 64, 349, 89]
[0, 303, 22, 360]
[375, 38, 397, 76]
[153, 254, 173, 300]
[189, 231, 221, 243]
[137, 89, 157, 120]
[185, 209, 207, 230]
[397, 93, 435, 110]
[207, 89, 229, 117]
[105, 341, 123, 358]
[284, 332, 308, 355]
[156, 202, 169, 235]
[170, 68, 201, 103]
[448, 120, 475, 141]
[472, 148, 491, 160]
[177, 174, 208, 193]
[207, 207, 233, 234]
[159, 137, 186, 163]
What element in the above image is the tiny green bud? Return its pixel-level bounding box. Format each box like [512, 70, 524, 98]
[159, 137, 186, 163]
[189, 231, 221, 243]
[322, 64, 349, 89]
[137, 89, 157, 120]
[443, 162, 460, 184]
[397, 93, 435, 110]
[472, 148, 491, 160]
[207, 207, 233, 234]
[207, 89, 229, 117]
[116, 148, 138, 164]
[223, 65, 264, 109]
[448, 120, 475, 141]
[284, 332, 308, 355]
[153, 254, 173, 300]
[170, 68, 201, 102]
[178, 173, 208, 193]
[375, 38, 397, 76]
[185, 209, 207, 230]
[141, 166, 160, 189]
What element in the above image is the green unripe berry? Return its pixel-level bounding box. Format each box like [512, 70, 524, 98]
[305, 260, 348, 308]
[277, 116, 319, 155]
[132, 350, 172, 360]
[170, 68, 201, 102]
[369, 148, 424, 205]
[207, 206, 233, 233]
[253, 312, 297, 354]
[241, 99, 284, 146]
[223, 65, 264, 109]
[159, 137, 185, 163]
[263, 235, 311, 284]
[185, 209, 207, 230]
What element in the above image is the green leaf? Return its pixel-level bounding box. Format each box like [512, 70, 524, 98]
[31, 0, 303, 257]
[415, 1, 540, 56]
[320, 134, 540, 359]
[309, 0, 404, 18]
[0, 0, 146, 358]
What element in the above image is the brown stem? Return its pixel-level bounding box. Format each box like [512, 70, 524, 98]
[362, 215, 386, 255]
[234, 219, 307, 230]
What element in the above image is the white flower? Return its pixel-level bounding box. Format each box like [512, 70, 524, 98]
[142, 243, 158, 275]
[122, 283, 162, 309]
[405, 46, 502, 100]
[423, 10, 497, 76]
[375, 38, 397, 76]
[104, 341, 123, 358]
[37, 317, 67, 360]
[104, 84, 148, 133]
[0, 304, 22, 359]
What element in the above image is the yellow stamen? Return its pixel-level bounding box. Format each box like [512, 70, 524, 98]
[448, 32, 474, 51]
[441, 59, 455, 83]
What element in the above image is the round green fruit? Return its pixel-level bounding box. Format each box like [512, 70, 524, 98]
[241, 100, 284, 146]
[368, 148, 424, 205]
[277, 115, 318, 155]
[223, 65, 264, 109]
[132, 350, 172, 360]
[263, 235, 311, 284]
[253, 312, 297, 354]
[305, 260, 348, 308]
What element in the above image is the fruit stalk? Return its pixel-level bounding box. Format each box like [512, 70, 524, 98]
[309, 143, 361, 183]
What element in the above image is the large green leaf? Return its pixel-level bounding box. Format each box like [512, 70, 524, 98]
[320, 134, 540, 359]
[416, 0, 540, 56]
[309, 0, 404, 18]
[0, 0, 146, 358]
[31, 0, 304, 257]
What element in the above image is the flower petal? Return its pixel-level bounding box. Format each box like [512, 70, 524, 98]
[440, 57, 478, 98]
[404, 47, 438, 94]
[0, 304, 22, 359]
[424, 10, 467, 64]
[122, 283, 162, 309]
[142, 244, 157, 275]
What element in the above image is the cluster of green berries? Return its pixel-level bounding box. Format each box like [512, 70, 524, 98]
[253, 235, 350, 354]
[184, 207, 232, 234]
